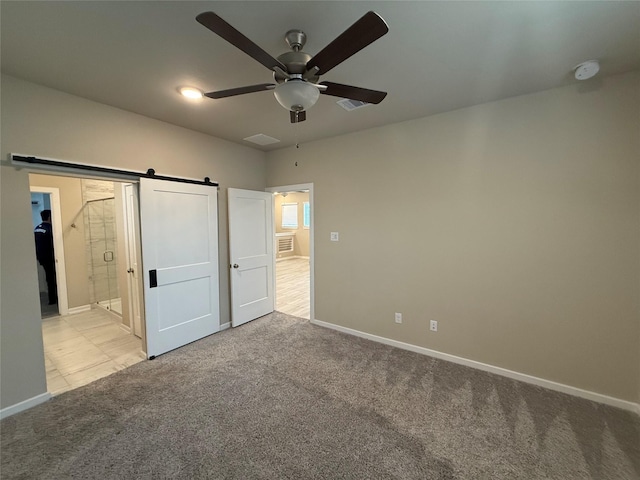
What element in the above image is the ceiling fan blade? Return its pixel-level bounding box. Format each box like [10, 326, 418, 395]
[319, 82, 387, 104]
[196, 12, 286, 72]
[290, 110, 307, 123]
[204, 83, 275, 99]
[306, 11, 388, 76]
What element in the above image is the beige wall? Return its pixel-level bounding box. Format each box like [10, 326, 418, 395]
[266, 71, 640, 403]
[1, 167, 49, 408]
[29, 174, 91, 309]
[274, 192, 310, 258]
[0, 75, 266, 410]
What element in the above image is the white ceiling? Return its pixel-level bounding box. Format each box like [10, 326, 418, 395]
[2, 1, 639, 151]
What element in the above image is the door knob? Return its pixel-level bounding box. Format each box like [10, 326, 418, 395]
[232, 264, 239, 269]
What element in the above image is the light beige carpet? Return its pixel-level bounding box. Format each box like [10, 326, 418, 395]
[2, 312, 638, 479]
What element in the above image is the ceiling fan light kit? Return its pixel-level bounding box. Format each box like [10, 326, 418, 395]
[274, 78, 320, 111]
[195, 10, 389, 123]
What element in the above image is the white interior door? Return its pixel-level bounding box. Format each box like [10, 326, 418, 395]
[228, 188, 274, 327]
[140, 178, 220, 357]
[123, 183, 142, 338]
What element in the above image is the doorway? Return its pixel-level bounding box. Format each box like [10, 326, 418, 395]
[266, 183, 314, 321]
[29, 173, 145, 395]
[31, 191, 58, 318]
[17, 152, 226, 397]
[30, 186, 68, 317]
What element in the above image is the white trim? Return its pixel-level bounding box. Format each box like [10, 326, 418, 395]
[67, 304, 92, 315]
[311, 318, 640, 414]
[220, 322, 231, 331]
[30, 186, 69, 315]
[0, 392, 51, 419]
[119, 323, 131, 334]
[266, 183, 314, 322]
[122, 183, 143, 339]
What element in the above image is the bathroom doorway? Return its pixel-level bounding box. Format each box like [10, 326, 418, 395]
[29, 173, 145, 395]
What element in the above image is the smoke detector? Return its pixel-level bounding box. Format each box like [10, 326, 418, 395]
[574, 60, 600, 80]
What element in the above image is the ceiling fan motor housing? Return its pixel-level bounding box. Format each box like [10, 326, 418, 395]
[275, 50, 313, 80]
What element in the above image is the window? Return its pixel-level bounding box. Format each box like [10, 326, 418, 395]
[282, 203, 298, 229]
[303, 202, 310, 229]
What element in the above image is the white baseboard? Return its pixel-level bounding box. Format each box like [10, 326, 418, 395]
[119, 323, 131, 334]
[220, 322, 231, 331]
[311, 318, 640, 415]
[0, 392, 51, 419]
[67, 304, 91, 315]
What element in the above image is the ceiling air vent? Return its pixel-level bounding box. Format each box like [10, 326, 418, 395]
[243, 134, 280, 146]
[337, 98, 370, 111]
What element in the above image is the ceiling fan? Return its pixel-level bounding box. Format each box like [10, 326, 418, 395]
[196, 11, 389, 123]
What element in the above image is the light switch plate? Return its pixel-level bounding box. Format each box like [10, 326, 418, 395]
[330, 232, 339, 241]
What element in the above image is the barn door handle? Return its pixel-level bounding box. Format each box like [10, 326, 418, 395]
[149, 269, 157, 288]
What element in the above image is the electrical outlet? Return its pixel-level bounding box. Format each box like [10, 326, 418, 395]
[430, 320, 438, 332]
[330, 232, 339, 241]
[395, 312, 402, 324]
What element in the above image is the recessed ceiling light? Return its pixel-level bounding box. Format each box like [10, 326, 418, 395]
[574, 60, 600, 80]
[179, 87, 204, 99]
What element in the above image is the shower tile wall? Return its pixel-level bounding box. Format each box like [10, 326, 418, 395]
[88, 201, 114, 303]
[82, 179, 113, 202]
[82, 180, 119, 306]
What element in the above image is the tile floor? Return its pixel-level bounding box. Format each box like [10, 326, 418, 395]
[42, 308, 145, 395]
[276, 257, 310, 319]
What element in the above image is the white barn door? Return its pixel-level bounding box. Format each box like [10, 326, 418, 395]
[140, 178, 220, 357]
[228, 188, 274, 327]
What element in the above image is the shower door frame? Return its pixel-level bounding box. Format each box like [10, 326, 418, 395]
[86, 196, 120, 314]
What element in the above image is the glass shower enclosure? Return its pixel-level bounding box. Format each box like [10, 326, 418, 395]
[86, 197, 121, 315]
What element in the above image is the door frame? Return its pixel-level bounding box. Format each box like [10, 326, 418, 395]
[121, 183, 144, 338]
[28, 168, 147, 356]
[29, 186, 69, 316]
[265, 183, 314, 322]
